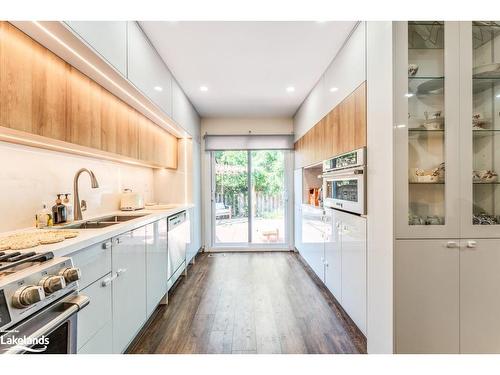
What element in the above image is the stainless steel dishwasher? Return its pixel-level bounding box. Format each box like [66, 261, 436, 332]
[167, 210, 190, 291]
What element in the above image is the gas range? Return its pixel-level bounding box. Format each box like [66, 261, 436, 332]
[0, 249, 88, 353]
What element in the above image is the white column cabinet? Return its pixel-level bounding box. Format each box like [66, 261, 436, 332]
[395, 239, 460, 353]
[127, 21, 173, 117]
[460, 239, 500, 353]
[112, 227, 147, 354]
[65, 21, 128, 76]
[145, 220, 168, 317]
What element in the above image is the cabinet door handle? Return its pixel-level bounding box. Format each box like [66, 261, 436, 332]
[466, 240, 477, 249]
[101, 273, 118, 287]
[102, 241, 112, 249]
[116, 268, 128, 276]
[446, 241, 459, 248]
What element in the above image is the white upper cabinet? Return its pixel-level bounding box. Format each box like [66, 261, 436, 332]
[394, 21, 461, 239]
[65, 21, 128, 76]
[127, 21, 173, 117]
[322, 22, 366, 119]
[172, 78, 200, 139]
[459, 22, 500, 238]
[294, 22, 366, 142]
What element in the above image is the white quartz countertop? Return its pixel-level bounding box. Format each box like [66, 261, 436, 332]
[1, 204, 193, 258]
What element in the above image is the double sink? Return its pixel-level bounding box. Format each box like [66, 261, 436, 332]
[55, 214, 148, 229]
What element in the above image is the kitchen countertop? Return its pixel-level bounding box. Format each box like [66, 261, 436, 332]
[0, 204, 193, 258]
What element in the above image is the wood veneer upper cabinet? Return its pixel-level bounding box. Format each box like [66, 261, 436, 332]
[0, 21, 178, 169]
[339, 91, 356, 155]
[353, 82, 366, 150]
[294, 82, 366, 168]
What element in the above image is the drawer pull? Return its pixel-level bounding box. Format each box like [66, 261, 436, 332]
[102, 242, 112, 249]
[446, 241, 459, 248]
[101, 274, 117, 287]
[116, 268, 128, 276]
[466, 240, 477, 249]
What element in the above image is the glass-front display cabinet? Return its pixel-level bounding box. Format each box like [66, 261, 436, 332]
[460, 21, 500, 237]
[395, 21, 460, 238]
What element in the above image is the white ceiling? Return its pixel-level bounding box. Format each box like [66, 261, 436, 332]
[139, 21, 356, 118]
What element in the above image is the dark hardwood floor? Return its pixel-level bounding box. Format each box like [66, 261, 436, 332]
[128, 252, 366, 354]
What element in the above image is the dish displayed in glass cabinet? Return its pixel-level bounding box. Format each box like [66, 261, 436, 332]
[407, 21, 446, 225]
[472, 21, 500, 225]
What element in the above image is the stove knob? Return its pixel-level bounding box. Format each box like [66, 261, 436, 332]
[12, 286, 45, 308]
[39, 275, 66, 294]
[59, 267, 81, 283]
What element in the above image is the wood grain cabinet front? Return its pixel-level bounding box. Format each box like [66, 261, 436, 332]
[294, 82, 366, 168]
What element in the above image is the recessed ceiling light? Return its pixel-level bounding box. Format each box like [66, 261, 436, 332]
[153, 86, 163, 92]
[286, 86, 295, 93]
[329, 87, 338, 92]
[200, 86, 208, 92]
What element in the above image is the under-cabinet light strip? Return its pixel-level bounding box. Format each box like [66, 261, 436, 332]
[32, 21, 187, 139]
[0, 132, 160, 169]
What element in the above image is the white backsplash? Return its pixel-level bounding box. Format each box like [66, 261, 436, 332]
[0, 141, 155, 233]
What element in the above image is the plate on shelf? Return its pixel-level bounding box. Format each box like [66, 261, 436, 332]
[415, 78, 444, 96]
[473, 63, 500, 79]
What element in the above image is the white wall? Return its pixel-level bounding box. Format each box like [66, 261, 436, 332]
[366, 21, 394, 354]
[294, 22, 366, 141]
[0, 141, 154, 233]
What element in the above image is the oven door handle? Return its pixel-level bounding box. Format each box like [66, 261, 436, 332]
[321, 167, 365, 180]
[3, 295, 89, 355]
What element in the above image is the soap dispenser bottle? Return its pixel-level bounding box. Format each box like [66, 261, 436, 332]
[36, 203, 52, 228]
[63, 193, 73, 222]
[52, 194, 67, 224]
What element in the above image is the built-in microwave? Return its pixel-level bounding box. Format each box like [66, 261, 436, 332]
[322, 148, 366, 215]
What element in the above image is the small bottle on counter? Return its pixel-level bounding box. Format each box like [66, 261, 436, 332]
[52, 194, 67, 224]
[63, 193, 73, 222]
[35, 203, 52, 228]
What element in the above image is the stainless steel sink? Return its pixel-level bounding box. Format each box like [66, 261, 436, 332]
[51, 214, 149, 229]
[63, 221, 119, 229]
[98, 214, 148, 222]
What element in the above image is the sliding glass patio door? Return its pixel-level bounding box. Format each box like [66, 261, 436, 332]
[211, 150, 288, 248]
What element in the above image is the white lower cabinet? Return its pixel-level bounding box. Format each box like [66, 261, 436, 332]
[460, 239, 500, 353]
[112, 227, 147, 353]
[77, 273, 113, 353]
[324, 209, 341, 301]
[297, 205, 367, 335]
[396, 238, 500, 354]
[337, 210, 366, 335]
[395, 239, 460, 353]
[300, 204, 325, 280]
[146, 220, 168, 317]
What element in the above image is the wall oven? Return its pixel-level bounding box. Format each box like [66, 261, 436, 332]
[322, 148, 366, 215]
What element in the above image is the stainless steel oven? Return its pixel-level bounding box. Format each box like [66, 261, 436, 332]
[322, 148, 366, 215]
[1, 293, 89, 354]
[0, 251, 88, 354]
